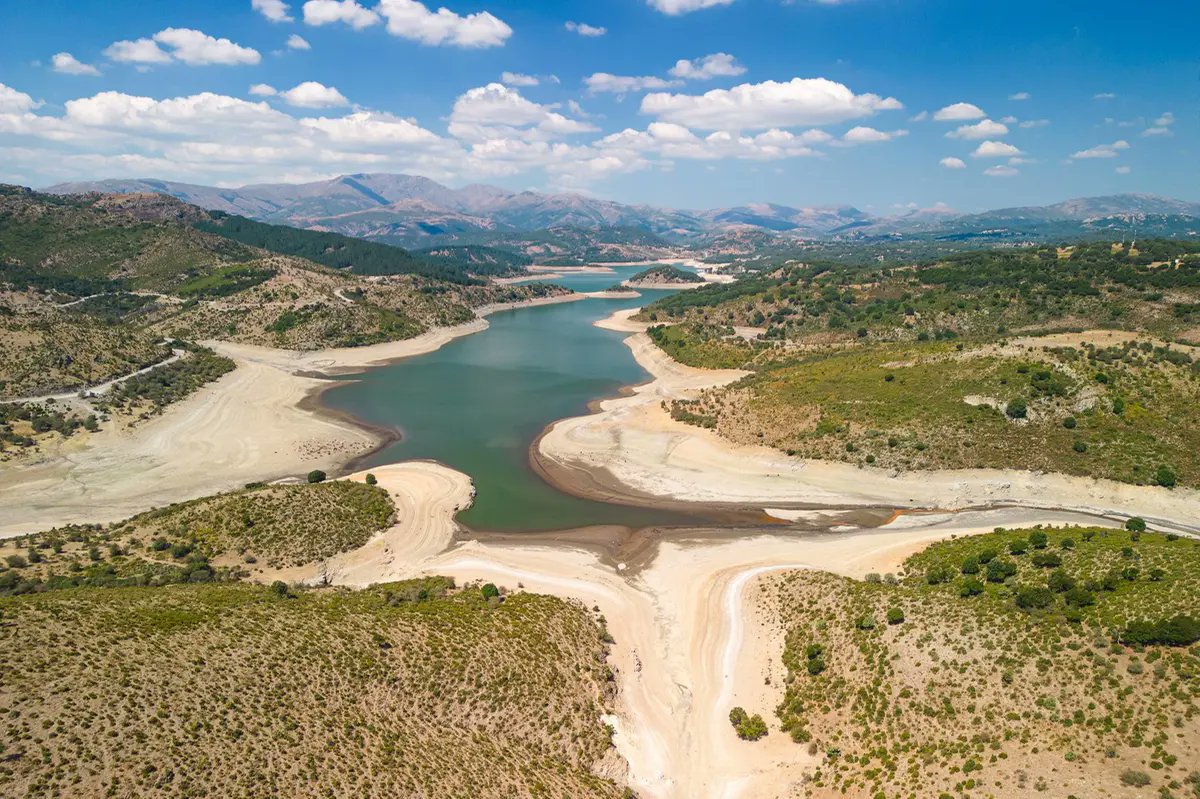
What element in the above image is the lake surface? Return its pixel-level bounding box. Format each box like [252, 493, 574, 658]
[323, 266, 693, 531]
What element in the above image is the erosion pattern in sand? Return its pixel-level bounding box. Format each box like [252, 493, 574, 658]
[0, 296, 583, 538]
[539, 309, 1200, 536]
[288, 463, 1122, 799]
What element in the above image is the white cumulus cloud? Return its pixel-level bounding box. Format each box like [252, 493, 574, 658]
[647, 0, 735, 14]
[841, 126, 906, 144]
[933, 102, 985, 121]
[287, 34, 312, 50]
[52, 53, 101, 76]
[1070, 140, 1129, 159]
[1009, 91, 1030, 101]
[376, 0, 512, 47]
[249, 83, 278, 96]
[152, 28, 262, 65]
[302, 0, 381, 29]
[0, 84, 39, 113]
[585, 73, 681, 95]
[984, 165, 1019, 177]
[939, 156, 966, 169]
[971, 140, 1021, 158]
[669, 53, 746, 80]
[449, 82, 595, 142]
[946, 118, 1008, 140]
[104, 38, 172, 65]
[500, 72, 539, 87]
[278, 81, 350, 108]
[641, 77, 902, 131]
[565, 21, 606, 36]
[252, 0, 294, 22]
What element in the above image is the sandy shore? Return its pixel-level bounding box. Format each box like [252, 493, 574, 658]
[276, 459, 1118, 798]
[0, 294, 583, 538]
[537, 308, 1200, 535]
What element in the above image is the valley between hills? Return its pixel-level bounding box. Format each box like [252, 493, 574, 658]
[2, 178, 1199, 799]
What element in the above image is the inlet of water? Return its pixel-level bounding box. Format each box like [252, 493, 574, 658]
[323, 266, 700, 531]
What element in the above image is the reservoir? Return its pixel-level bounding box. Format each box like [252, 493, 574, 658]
[323, 266, 695, 531]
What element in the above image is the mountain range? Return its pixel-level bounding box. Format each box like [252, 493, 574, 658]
[46, 174, 1200, 249]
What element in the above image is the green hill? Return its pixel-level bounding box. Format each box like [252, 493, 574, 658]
[644, 241, 1200, 488]
[771, 525, 1200, 797]
[194, 211, 483, 283]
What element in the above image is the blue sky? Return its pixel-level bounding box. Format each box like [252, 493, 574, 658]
[0, 0, 1196, 212]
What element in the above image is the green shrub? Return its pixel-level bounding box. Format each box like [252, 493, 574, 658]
[886, 607, 905, 625]
[1120, 770, 1151, 787]
[481, 583, 500, 599]
[1125, 517, 1147, 532]
[1155, 465, 1177, 488]
[736, 713, 768, 741]
[1005, 398, 1028, 419]
[1015, 586, 1056, 610]
[986, 558, 1017, 583]
[1048, 570, 1076, 593]
[1064, 587, 1096, 607]
[1031, 552, 1062, 568]
[307, 470, 327, 484]
[1123, 615, 1200, 646]
[958, 578, 985, 597]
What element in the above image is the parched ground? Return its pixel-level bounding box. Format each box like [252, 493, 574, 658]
[766, 526, 1200, 798]
[0, 578, 623, 799]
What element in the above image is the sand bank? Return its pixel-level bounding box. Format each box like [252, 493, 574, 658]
[537, 309, 1200, 535]
[0, 357, 377, 538]
[0, 294, 583, 538]
[293, 457, 1113, 798]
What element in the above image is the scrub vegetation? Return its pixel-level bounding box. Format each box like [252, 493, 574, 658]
[644, 241, 1200, 487]
[771, 525, 1200, 798]
[0, 578, 623, 799]
[0, 480, 395, 593]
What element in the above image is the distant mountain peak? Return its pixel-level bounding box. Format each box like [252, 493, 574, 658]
[41, 172, 1200, 248]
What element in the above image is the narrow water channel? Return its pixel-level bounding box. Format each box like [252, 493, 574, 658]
[322, 266, 696, 532]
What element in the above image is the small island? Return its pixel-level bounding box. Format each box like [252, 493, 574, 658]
[621, 264, 707, 289]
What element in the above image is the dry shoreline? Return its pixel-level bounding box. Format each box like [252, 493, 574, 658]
[535, 308, 1200, 536]
[0, 294, 585, 539]
[276, 462, 1123, 799]
[6, 291, 1194, 796]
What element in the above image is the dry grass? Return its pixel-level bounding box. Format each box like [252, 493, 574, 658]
[0, 578, 623, 799]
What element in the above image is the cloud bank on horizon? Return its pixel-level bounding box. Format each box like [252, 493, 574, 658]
[0, 0, 1193, 209]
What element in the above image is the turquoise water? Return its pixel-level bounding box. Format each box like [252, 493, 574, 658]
[322, 266, 693, 531]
